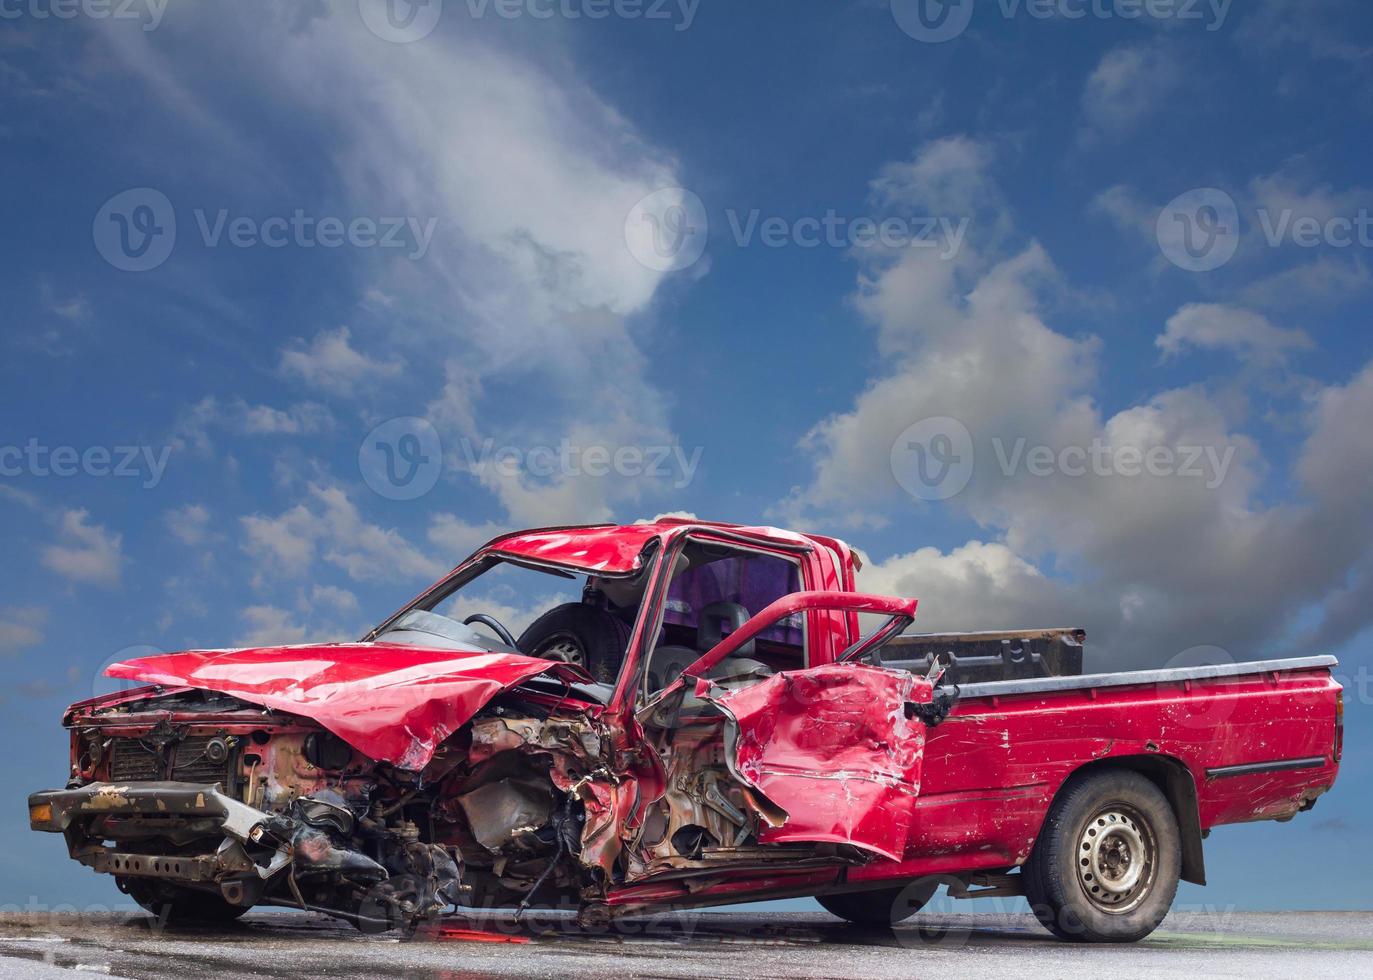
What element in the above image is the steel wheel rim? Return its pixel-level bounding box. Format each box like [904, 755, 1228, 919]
[537, 632, 586, 668]
[1076, 804, 1156, 915]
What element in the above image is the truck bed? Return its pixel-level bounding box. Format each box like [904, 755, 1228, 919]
[882, 627, 1085, 684]
[848, 653, 1342, 890]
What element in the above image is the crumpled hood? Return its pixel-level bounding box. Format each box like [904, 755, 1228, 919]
[105, 642, 589, 771]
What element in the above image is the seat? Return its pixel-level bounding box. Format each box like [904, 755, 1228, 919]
[645, 601, 775, 699]
[696, 601, 773, 681]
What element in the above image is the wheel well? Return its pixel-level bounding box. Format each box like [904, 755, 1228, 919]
[1059, 755, 1206, 886]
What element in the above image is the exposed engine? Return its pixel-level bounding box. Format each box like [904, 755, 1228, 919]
[49, 686, 611, 930]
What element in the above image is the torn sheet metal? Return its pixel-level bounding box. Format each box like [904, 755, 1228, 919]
[105, 643, 588, 771]
[711, 663, 933, 862]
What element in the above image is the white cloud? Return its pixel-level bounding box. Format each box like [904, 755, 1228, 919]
[426, 360, 483, 443]
[780, 241, 1098, 526]
[237, 579, 364, 648]
[0, 606, 47, 656]
[1080, 45, 1182, 142]
[240, 484, 447, 584]
[171, 396, 335, 453]
[1095, 170, 1373, 303]
[638, 511, 700, 524]
[279, 327, 403, 393]
[1248, 170, 1367, 226]
[427, 514, 507, 564]
[309, 584, 359, 615]
[239, 402, 335, 435]
[1239, 255, 1372, 311]
[241, 502, 317, 576]
[1091, 184, 1155, 241]
[1158, 304, 1313, 364]
[870, 136, 996, 218]
[784, 136, 1373, 669]
[237, 605, 313, 647]
[86, 7, 688, 524]
[41, 510, 124, 588]
[1235, 0, 1373, 66]
[48, 294, 90, 321]
[857, 542, 1076, 634]
[165, 503, 213, 546]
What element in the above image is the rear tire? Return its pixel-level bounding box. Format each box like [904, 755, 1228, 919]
[1024, 770, 1181, 943]
[816, 880, 936, 926]
[517, 604, 629, 685]
[119, 877, 249, 926]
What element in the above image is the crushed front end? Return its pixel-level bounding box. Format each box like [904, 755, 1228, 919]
[29, 683, 612, 930]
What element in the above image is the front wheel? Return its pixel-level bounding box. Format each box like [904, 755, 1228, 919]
[119, 877, 249, 926]
[1024, 770, 1181, 943]
[816, 879, 936, 926]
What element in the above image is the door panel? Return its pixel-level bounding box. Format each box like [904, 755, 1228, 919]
[709, 663, 932, 861]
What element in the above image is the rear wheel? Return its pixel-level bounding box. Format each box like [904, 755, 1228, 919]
[119, 877, 249, 926]
[816, 880, 936, 926]
[1024, 770, 1181, 943]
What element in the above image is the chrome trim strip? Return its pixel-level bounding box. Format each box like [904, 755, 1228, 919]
[1205, 756, 1329, 780]
[957, 655, 1339, 700]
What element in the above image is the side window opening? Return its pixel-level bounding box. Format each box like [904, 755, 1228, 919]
[643, 541, 806, 697]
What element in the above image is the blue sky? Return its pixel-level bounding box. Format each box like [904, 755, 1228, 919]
[2, 0, 1371, 913]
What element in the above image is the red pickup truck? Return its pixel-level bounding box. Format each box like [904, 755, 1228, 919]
[28, 519, 1343, 943]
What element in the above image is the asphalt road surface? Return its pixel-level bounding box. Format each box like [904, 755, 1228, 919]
[1, 908, 1370, 979]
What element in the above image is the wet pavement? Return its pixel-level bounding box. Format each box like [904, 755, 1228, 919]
[1, 908, 1370, 978]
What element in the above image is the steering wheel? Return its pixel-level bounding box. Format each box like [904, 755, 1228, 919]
[462, 613, 518, 648]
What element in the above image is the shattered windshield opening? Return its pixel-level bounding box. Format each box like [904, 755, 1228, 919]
[373, 551, 656, 686]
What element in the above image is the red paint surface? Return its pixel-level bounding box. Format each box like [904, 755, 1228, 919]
[105, 643, 587, 770]
[715, 664, 932, 861]
[858, 663, 1343, 878]
[481, 519, 819, 576]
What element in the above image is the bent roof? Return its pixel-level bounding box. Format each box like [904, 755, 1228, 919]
[482, 520, 843, 576]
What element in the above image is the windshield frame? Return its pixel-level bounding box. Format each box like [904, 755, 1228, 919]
[364, 544, 662, 679]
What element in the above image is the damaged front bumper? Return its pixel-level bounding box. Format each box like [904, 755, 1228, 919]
[29, 782, 291, 905]
[29, 782, 460, 925]
[31, 781, 271, 840]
